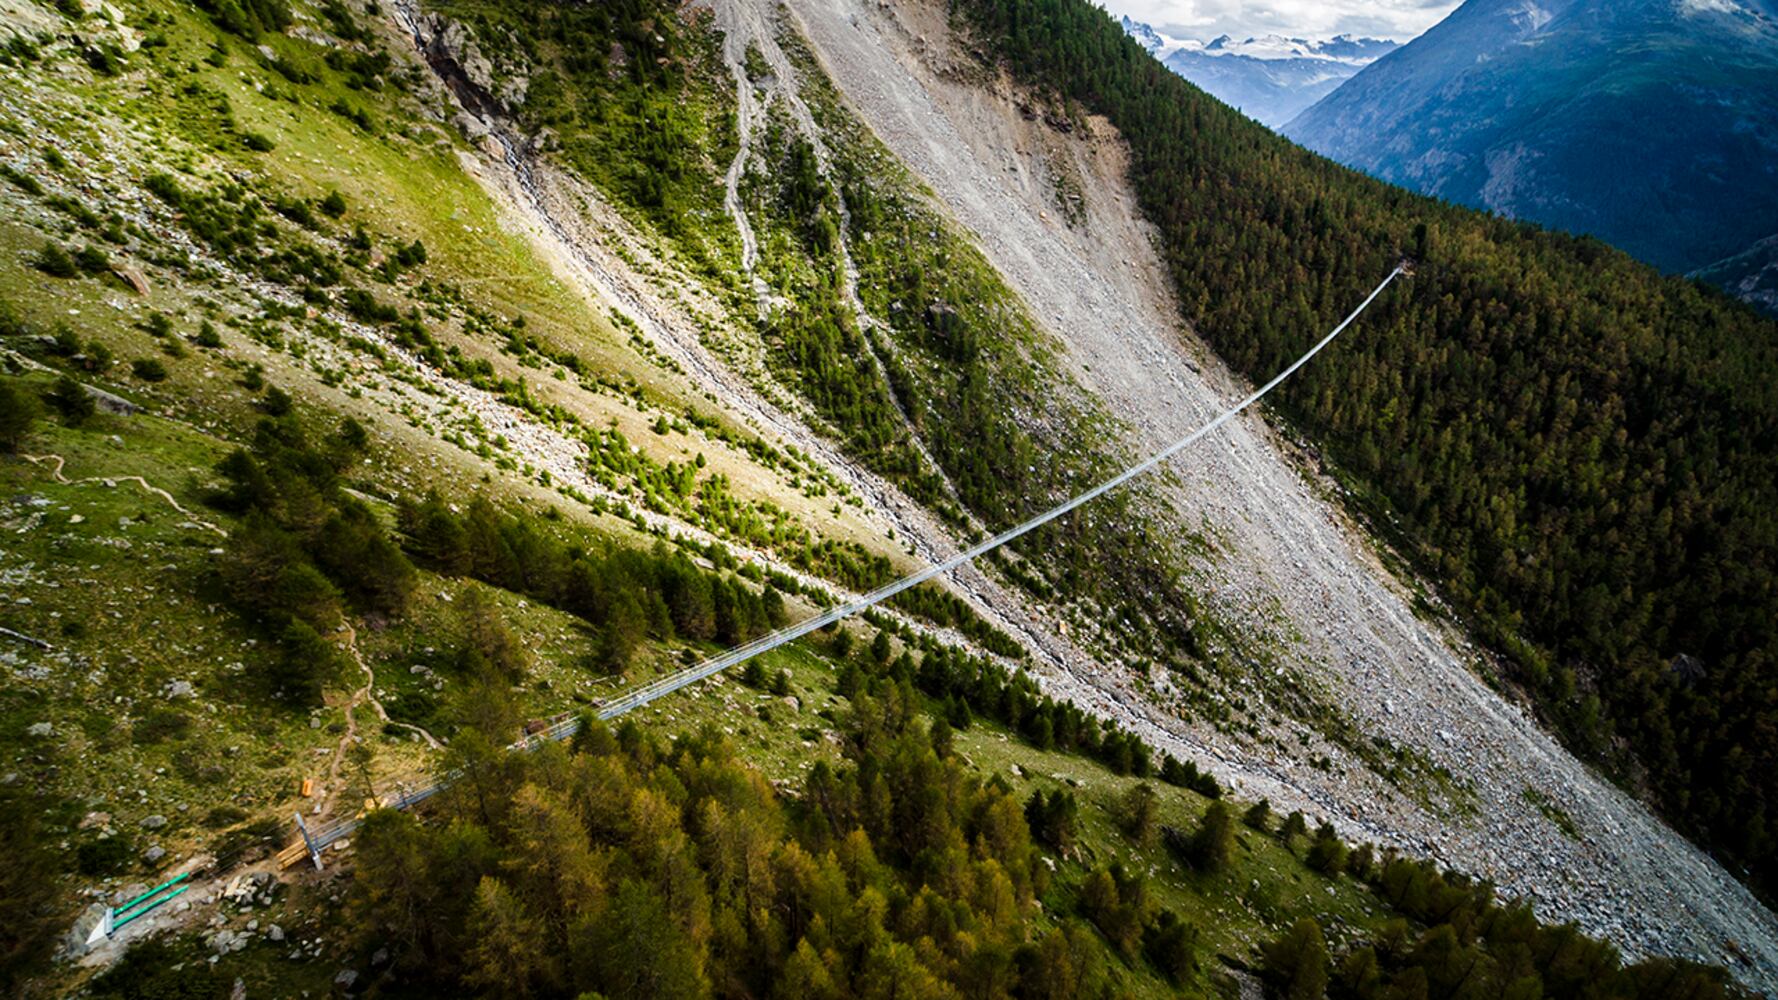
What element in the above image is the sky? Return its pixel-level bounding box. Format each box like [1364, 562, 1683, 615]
[1096, 0, 1464, 41]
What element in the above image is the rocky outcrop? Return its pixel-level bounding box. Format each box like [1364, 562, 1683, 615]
[409, 13, 528, 114]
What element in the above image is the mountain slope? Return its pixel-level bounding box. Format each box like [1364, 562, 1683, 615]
[793, 0, 1778, 978]
[1, 0, 1776, 992]
[1283, 0, 1778, 288]
[1119, 15, 1396, 127]
[959, 0, 1778, 949]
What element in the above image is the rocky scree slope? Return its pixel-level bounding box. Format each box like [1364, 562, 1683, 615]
[760, 0, 1778, 983]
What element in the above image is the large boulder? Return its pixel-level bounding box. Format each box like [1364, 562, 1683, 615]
[61, 902, 111, 957]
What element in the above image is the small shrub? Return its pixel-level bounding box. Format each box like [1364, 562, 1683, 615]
[76, 836, 134, 876]
[329, 98, 376, 132]
[132, 707, 192, 745]
[0, 297, 25, 337]
[2, 35, 41, 65]
[83, 340, 114, 373]
[197, 0, 291, 39]
[242, 130, 276, 152]
[131, 358, 169, 382]
[740, 658, 766, 689]
[319, 190, 347, 218]
[1243, 799, 1272, 832]
[272, 195, 315, 227]
[256, 385, 292, 416]
[340, 287, 398, 324]
[267, 52, 316, 84]
[74, 244, 109, 275]
[46, 194, 100, 227]
[1306, 823, 1348, 875]
[193, 321, 224, 348]
[81, 43, 121, 76]
[0, 164, 43, 195]
[202, 804, 249, 828]
[1279, 809, 1308, 846]
[32, 242, 78, 278]
[209, 816, 284, 861]
[0, 383, 40, 452]
[1188, 801, 1234, 871]
[49, 323, 82, 356]
[44, 374, 95, 426]
[1120, 783, 1160, 846]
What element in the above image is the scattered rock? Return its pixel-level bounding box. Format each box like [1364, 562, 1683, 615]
[208, 929, 250, 954]
[63, 902, 110, 957]
[26, 722, 53, 738]
[89, 387, 139, 415]
[109, 262, 151, 296]
[140, 814, 167, 829]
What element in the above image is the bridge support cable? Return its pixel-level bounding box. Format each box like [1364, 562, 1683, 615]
[591, 264, 1405, 718]
[290, 265, 1404, 856]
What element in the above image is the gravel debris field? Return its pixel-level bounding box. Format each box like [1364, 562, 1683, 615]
[772, 0, 1778, 983]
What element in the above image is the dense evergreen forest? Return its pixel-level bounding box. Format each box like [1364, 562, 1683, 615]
[953, 0, 1778, 899]
[100, 677, 1721, 1000]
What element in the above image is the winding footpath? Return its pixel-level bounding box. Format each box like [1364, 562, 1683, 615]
[20, 453, 228, 537]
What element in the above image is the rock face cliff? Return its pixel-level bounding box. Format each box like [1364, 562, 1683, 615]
[1285, 0, 1778, 302]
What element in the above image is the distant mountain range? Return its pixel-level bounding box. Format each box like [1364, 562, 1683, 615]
[1119, 15, 1398, 127]
[1283, 0, 1778, 308]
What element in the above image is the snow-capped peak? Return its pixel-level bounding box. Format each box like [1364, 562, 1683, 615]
[1119, 16, 1399, 67]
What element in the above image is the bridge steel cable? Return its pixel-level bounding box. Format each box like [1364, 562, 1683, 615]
[293, 265, 1405, 859]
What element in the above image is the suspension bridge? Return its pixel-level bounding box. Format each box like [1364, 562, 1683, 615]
[98, 263, 1406, 937]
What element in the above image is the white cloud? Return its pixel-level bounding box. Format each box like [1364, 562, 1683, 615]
[1099, 0, 1464, 42]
